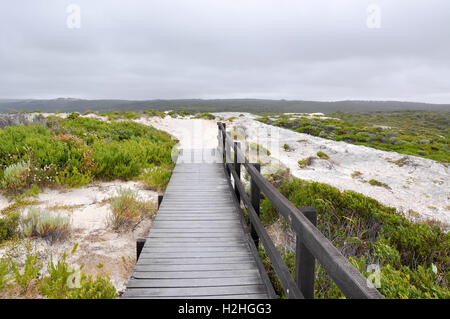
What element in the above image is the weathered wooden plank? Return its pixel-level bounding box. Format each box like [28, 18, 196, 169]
[139, 251, 253, 259]
[151, 222, 242, 229]
[141, 237, 244, 243]
[147, 232, 245, 238]
[155, 216, 238, 221]
[127, 277, 262, 288]
[148, 229, 244, 234]
[134, 263, 258, 272]
[136, 257, 256, 265]
[123, 285, 266, 298]
[132, 269, 260, 279]
[156, 210, 239, 214]
[145, 240, 247, 249]
[143, 246, 250, 253]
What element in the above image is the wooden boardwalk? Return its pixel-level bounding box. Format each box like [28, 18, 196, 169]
[122, 149, 274, 299]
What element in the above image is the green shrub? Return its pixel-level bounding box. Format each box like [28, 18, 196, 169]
[351, 256, 448, 299]
[39, 252, 116, 299]
[21, 208, 71, 244]
[67, 112, 80, 120]
[0, 212, 20, 243]
[260, 197, 278, 226]
[261, 176, 450, 298]
[55, 167, 92, 188]
[297, 156, 315, 168]
[1, 197, 37, 216]
[368, 179, 390, 189]
[351, 171, 362, 178]
[67, 274, 116, 299]
[316, 151, 329, 159]
[1, 161, 31, 195]
[24, 184, 43, 198]
[194, 113, 215, 120]
[140, 164, 173, 193]
[0, 259, 12, 291]
[39, 253, 75, 298]
[0, 117, 176, 195]
[373, 239, 401, 267]
[108, 188, 155, 232]
[11, 254, 42, 293]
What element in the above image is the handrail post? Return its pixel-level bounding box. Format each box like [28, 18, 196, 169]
[295, 206, 317, 299]
[250, 163, 261, 247]
[217, 122, 221, 151]
[222, 123, 227, 165]
[136, 238, 146, 260]
[233, 141, 241, 204]
[158, 194, 164, 209]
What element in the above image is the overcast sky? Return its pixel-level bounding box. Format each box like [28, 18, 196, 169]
[0, 0, 449, 103]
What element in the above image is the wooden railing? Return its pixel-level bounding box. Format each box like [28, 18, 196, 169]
[217, 122, 383, 299]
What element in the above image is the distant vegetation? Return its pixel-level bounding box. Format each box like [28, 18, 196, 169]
[259, 176, 449, 299]
[1, 98, 449, 114]
[257, 111, 450, 163]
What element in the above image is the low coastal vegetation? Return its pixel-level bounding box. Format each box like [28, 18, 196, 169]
[258, 175, 449, 299]
[0, 115, 176, 196]
[249, 143, 271, 157]
[256, 111, 450, 163]
[21, 208, 71, 244]
[0, 114, 177, 298]
[107, 188, 156, 232]
[1, 110, 448, 300]
[316, 151, 329, 160]
[140, 164, 173, 193]
[0, 244, 116, 298]
[0, 114, 176, 244]
[297, 156, 315, 168]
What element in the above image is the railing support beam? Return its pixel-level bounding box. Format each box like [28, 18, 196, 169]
[250, 163, 261, 248]
[295, 206, 317, 299]
[233, 141, 241, 204]
[216, 121, 383, 299]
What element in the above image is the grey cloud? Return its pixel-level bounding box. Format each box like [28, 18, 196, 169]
[0, 0, 449, 102]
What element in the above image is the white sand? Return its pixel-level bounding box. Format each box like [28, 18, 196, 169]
[0, 181, 157, 292]
[135, 116, 219, 149]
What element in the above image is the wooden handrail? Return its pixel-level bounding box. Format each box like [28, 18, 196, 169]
[217, 122, 383, 299]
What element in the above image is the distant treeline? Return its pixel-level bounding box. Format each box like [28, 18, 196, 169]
[0, 98, 449, 114]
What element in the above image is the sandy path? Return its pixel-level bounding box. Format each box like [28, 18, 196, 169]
[135, 116, 219, 149]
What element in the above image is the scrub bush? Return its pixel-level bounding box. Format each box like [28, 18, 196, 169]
[108, 188, 155, 232]
[260, 176, 449, 298]
[0, 117, 176, 194]
[21, 208, 71, 244]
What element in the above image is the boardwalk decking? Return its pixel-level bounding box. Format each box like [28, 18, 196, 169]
[122, 149, 274, 299]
